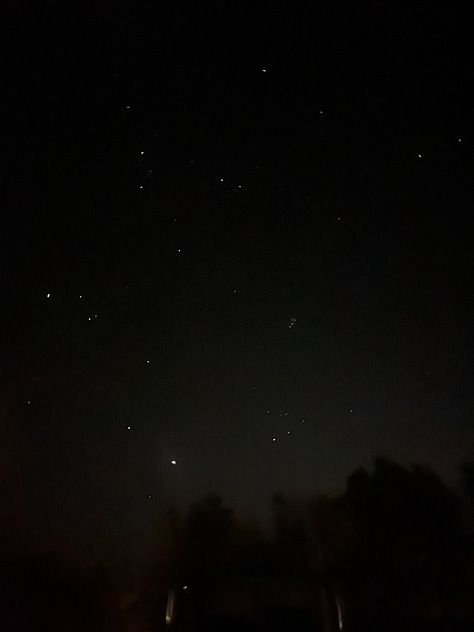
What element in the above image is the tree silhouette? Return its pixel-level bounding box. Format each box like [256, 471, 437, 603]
[139, 459, 473, 631]
[343, 457, 466, 630]
[182, 492, 235, 575]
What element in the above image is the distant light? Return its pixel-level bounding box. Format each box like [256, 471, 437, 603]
[335, 596, 344, 631]
[182, 585, 188, 590]
[220, 178, 224, 181]
[148, 494, 152, 499]
[146, 360, 150, 363]
[272, 437, 277, 442]
[418, 154, 422, 158]
[262, 69, 267, 72]
[127, 426, 131, 430]
[140, 151, 145, 155]
[27, 400, 31, 405]
[46, 293, 51, 298]
[171, 460, 177, 465]
[79, 295, 83, 299]
[166, 589, 175, 626]
[458, 138, 462, 142]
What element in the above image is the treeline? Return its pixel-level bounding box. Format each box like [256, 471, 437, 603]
[139, 457, 474, 631]
[1, 457, 474, 631]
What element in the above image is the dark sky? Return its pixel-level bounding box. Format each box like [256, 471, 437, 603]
[1, 0, 472, 564]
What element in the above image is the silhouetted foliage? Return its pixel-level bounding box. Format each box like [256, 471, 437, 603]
[343, 458, 467, 630]
[136, 458, 474, 631]
[270, 492, 314, 572]
[180, 492, 236, 576]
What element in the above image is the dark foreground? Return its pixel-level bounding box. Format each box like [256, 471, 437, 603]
[0, 554, 473, 632]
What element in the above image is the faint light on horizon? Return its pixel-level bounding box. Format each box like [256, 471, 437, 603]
[166, 589, 175, 626]
[171, 460, 177, 465]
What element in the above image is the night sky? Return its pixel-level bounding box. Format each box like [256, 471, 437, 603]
[1, 1, 472, 564]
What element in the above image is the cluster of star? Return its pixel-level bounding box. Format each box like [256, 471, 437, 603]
[34, 60, 466, 507]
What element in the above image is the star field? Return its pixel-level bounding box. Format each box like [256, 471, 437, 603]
[1, 0, 472, 563]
